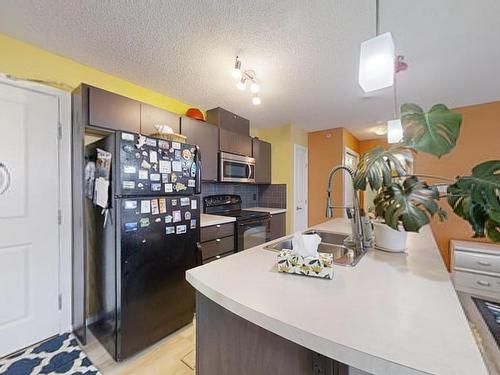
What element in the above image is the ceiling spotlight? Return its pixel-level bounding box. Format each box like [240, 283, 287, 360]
[252, 96, 261, 106]
[373, 125, 387, 136]
[232, 57, 242, 79]
[237, 77, 247, 90]
[231, 57, 262, 105]
[250, 82, 260, 94]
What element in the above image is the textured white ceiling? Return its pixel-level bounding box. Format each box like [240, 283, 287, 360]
[1, 0, 499, 139]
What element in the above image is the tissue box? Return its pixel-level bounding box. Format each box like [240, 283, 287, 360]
[277, 250, 334, 279]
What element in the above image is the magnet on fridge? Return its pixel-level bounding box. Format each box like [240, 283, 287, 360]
[150, 173, 160, 182]
[172, 141, 181, 150]
[175, 182, 187, 191]
[151, 183, 161, 192]
[141, 200, 151, 214]
[171, 199, 178, 206]
[123, 181, 135, 190]
[137, 182, 144, 189]
[190, 219, 197, 229]
[151, 199, 160, 215]
[176, 225, 187, 234]
[135, 152, 141, 159]
[122, 132, 135, 141]
[184, 211, 191, 220]
[123, 165, 137, 174]
[122, 144, 134, 153]
[159, 198, 166, 214]
[161, 174, 170, 183]
[165, 215, 173, 223]
[138, 170, 149, 179]
[191, 200, 197, 210]
[150, 150, 158, 163]
[124, 200, 138, 209]
[174, 150, 181, 160]
[180, 197, 190, 206]
[139, 217, 150, 228]
[173, 210, 181, 222]
[136, 135, 146, 149]
[159, 160, 171, 174]
[166, 226, 175, 235]
[171, 172, 178, 183]
[182, 149, 192, 160]
[172, 161, 182, 172]
[158, 140, 169, 149]
[188, 179, 196, 187]
[141, 160, 152, 169]
[190, 162, 197, 177]
[145, 137, 157, 147]
[142, 151, 148, 157]
[155, 218, 161, 223]
[124, 222, 138, 232]
[164, 183, 173, 193]
[169, 147, 174, 153]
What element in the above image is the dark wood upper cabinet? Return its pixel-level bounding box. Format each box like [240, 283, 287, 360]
[206, 107, 250, 136]
[252, 138, 272, 184]
[88, 86, 140, 132]
[140, 104, 180, 135]
[219, 128, 253, 157]
[180, 117, 219, 182]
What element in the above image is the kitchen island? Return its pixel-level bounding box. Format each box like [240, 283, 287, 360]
[186, 219, 487, 375]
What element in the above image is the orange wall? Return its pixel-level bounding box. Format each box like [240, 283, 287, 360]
[414, 101, 500, 268]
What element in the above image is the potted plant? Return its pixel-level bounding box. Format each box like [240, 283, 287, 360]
[353, 103, 500, 251]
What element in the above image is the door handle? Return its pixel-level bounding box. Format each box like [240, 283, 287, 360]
[0, 163, 11, 195]
[296, 206, 303, 210]
[476, 280, 491, 287]
[477, 260, 491, 266]
[247, 164, 252, 179]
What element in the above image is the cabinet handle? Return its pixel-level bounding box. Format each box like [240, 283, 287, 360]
[476, 280, 491, 287]
[0, 163, 11, 195]
[216, 224, 221, 228]
[216, 238, 221, 242]
[477, 260, 491, 266]
[216, 255, 221, 259]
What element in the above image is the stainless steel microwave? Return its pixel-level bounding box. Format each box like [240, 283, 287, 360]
[219, 152, 255, 183]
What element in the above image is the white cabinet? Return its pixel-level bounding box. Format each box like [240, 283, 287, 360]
[451, 240, 500, 299]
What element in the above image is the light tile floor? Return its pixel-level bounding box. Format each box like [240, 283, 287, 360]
[83, 322, 195, 375]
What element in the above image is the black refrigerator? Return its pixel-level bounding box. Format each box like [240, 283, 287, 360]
[85, 131, 201, 361]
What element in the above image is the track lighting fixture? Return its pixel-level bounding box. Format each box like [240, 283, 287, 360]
[231, 56, 262, 105]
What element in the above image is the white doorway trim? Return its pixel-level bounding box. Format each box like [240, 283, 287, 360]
[293, 144, 308, 232]
[0, 74, 72, 334]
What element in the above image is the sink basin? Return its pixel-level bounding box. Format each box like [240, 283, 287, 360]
[263, 230, 366, 267]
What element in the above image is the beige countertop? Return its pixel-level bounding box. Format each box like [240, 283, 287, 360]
[200, 213, 236, 228]
[187, 219, 487, 375]
[244, 207, 287, 215]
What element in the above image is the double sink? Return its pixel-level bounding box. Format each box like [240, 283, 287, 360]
[263, 230, 365, 267]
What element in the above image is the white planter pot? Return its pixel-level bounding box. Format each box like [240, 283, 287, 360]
[372, 221, 407, 252]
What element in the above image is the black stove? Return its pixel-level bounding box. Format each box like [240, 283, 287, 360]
[203, 195, 271, 251]
[203, 195, 269, 222]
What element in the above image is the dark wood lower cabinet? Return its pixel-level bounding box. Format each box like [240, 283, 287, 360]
[196, 293, 348, 375]
[270, 213, 286, 240]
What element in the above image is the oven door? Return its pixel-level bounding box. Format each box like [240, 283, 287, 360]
[237, 217, 271, 251]
[219, 152, 255, 183]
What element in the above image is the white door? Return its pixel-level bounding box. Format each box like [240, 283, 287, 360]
[0, 82, 61, 356]
[294, 144, 308, 232]
[344, 148, 359, 217]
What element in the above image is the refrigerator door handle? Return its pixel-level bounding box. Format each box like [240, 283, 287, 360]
[0, 162, 11, 195]
[195, 145, 202, 194]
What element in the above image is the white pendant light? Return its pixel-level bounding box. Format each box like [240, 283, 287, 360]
[237, 77, 247, 91]
[252, 95, 261, 106]
[232, 57, 242, 79]
[387, 119, 403, 143]
[358, 0, 395, 93]
[250, 82, 260, 93]
[359, 32, 395, 92]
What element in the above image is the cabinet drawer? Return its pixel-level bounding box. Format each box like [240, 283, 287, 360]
[200, 236, 235, 260]
[454, 271, 500, 294]
[201, 222, 235, 242]
[203, 251, 235, 264]
[454, 250, 500, 275]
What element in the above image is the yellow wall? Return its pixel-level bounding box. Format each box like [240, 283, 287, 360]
[0, 33, 195, 114]
[253, 124, 308, 234]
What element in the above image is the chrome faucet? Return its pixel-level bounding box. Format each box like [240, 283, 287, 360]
[326, 165, 366, 252]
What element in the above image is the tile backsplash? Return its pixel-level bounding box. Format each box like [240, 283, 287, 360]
[199, 183, 287, 210]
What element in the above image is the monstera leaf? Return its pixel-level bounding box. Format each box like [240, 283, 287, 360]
[401, 103, 462, 158]
[353, 146, 413, 191]
[374, 176, 441, 232]
[447, 160, 500, 242]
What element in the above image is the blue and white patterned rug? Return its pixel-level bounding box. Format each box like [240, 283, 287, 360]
[0, 333, 100, 375]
